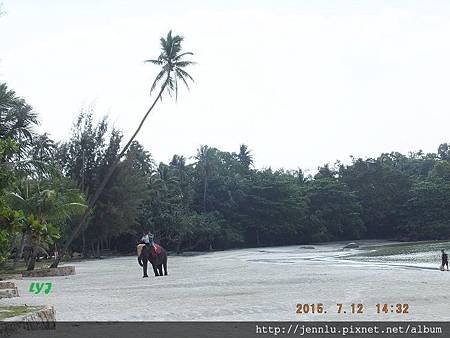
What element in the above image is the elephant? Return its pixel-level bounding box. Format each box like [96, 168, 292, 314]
[137, 243, 168, 277]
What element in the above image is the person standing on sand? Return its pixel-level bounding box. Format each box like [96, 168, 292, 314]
[442, 249, 448, 271]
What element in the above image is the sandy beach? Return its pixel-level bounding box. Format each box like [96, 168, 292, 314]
[2, 241, 449, 321]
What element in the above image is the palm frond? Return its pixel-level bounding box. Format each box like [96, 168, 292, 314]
[144, 59, 163, 65]
[6, 192, 25, 202]
[165, 76, 175, 97]
[175, 61, 196, 68]
[150, 69, 167, 94]
[13, 159, 60, 179]
[175, 69, 190, 91]
[173, 52, 194, 61]
[174, 72, 178, 101]
[64, 202, 88, 209]
[177, 68, 195, 83]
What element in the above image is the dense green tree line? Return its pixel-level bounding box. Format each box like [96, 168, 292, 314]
[2, 79, 450, 266]
[52, 111, 450, 252]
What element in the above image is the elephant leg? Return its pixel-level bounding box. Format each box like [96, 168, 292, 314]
[157, 265, 163, 276]
[163, 260, 168, 276]
[142, 259, 148, 278]
[152, 264, 159, 277]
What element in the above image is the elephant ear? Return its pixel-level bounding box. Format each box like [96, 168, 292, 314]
[137, 244, 145, 257]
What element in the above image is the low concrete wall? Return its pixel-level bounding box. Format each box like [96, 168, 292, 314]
[0, 282, 16, 289]
[22, 266, 75, 278]
[0, 306, 56, 335]
[0, 282, 19, 299]
[0, 274, 22, 281]
[0, 288, 19, 299]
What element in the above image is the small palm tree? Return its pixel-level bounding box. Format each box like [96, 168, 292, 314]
[169, 155, 194, 207]
[8, 181, 86, 270]
[169, 154, 186, 168]
[195, 145, 218, 212]
[30, 133, 56, 163]
[238, 144, 253, 169]
[23, 215, 61, 271]
[51, 31, 195, 267]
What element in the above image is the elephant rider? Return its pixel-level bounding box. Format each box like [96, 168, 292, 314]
[141, 230, 154, 246]
[141, 230, 161, 255]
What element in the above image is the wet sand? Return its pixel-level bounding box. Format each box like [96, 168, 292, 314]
[2, 241, 449, 321]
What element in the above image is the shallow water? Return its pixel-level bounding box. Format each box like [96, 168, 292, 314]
[342, 241, 450, 269]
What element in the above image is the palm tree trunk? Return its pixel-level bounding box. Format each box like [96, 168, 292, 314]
[81, 229, 86, 257]
[13, 232, 26, 268]
[203, 176, 208, 212]
[27, 247, 37, 271]
[50, 77, 169, 268]
[96, 241, 100, 258]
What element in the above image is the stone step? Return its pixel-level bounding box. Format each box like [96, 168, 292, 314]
[22, 266, 75, 277]
[1, 305, 56, 334]
[0, 281, 16, 289]
[0, 288, 19, 299]
[0, 274, 22, 281]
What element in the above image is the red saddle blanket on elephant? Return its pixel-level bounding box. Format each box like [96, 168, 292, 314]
[150, 243, 162, 257]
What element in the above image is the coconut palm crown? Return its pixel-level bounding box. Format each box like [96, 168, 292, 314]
[145, 30, 195, 100]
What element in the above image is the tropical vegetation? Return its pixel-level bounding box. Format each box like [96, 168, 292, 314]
[1, 30, 450, 272]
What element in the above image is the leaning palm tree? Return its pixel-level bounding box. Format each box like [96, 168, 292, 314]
[50, 30, 195, 267]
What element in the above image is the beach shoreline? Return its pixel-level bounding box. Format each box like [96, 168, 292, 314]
[1, 240, 449, 321]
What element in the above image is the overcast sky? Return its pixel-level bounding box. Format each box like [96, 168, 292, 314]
[1, 0, 450, 173]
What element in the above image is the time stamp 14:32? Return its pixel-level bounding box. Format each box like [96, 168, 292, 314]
[296, 303, 409, 315]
